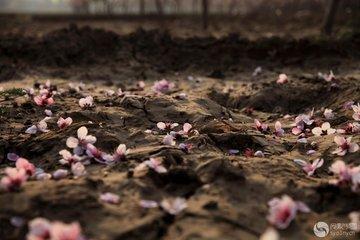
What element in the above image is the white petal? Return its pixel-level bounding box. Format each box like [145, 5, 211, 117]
[157, 122, 166, 130]
[77, 126, 88, 139]
[327, 128, 336, 135]
[25, 125, 38, 134]
[294, 159, 307, 167]
[66, 137, 79, 148]
[116, 144, 126, 155]
[349, 143, 359, 153]
[321, 122, 331, 131]
[312, 127, 323, 136]
[84, 135, 97, 144]
[334, 136, 346, 146]
[59, 149, 71, 159]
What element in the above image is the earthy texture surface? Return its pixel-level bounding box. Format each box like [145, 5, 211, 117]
[0, 18, 359, 240]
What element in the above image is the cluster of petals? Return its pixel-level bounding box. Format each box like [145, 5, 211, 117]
[332, 136, 359, 156]
[66, 127, 97, 155]
[139, 197, 187, 215]
[329, 160, 360, 192]
[291, 112, 314, 135]
[79, 96, 94, 108]
[276, 74, 288, 84]
[323, 108, 334, 119]
[318, 70, 335, 82]
[26, 118, 50, 134]
[57, 117, 73, 129]
[26, 217, 84, 240]
[293, 158, 324, 176]
[267, 195, 310, 229]
[152, 79, 175, 94]
[274, 121, 285, 137]
[1, 154, 37, 191]
[134, 157, 167, 177]
[254, 119, 269, 133]
[311, 122, 336, 136]
[157, 122, 179, 131]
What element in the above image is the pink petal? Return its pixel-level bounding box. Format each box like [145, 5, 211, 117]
[292, 127, 302, 135]
[334, 136, 346, 146]
[349, 143, 359, 153]
[183, 123, 192, 133]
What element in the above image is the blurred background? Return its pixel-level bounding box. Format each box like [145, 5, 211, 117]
[0, 0, 359, 38]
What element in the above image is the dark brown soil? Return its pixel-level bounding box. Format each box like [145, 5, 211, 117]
[0, 18, 359, 240]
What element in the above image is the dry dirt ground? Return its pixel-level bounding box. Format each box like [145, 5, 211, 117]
[0, 17, 359, 240]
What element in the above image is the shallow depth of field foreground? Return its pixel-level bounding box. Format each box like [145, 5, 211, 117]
[0, 1, 360, 240]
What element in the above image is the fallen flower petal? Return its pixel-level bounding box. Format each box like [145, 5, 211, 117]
[50, 221, 83, 240]
[99, 192, 120, 204]
[79, 96, 94, 108]
[0, 168, 28, 191]
[139, 200, 159, 209]
[332, 136, 359, 156]
[52, 169, 69, 180]
[152, 79, 175, 94]
[57, 117, 73, 129]
[324, 108, 334, 119]
[160, 197, 187, 215]
[294, 158, 323, 176]
[267, 195, 310, 229]
[259, 228, 280, 240]
[163, 134, 176, 146]
[277, 73, 288, 84]
[71, 162, 86, 177]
